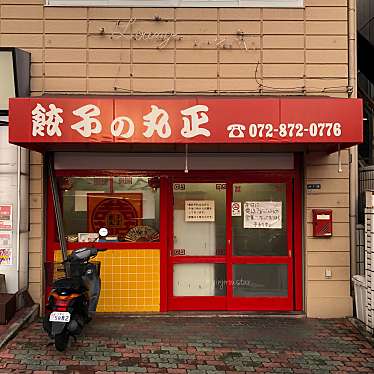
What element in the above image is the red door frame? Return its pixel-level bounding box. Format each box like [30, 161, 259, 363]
[46, 160, 303, 313]
[166, 177, 228, 310]
[167, 174, 296, 311]
[228, 177, 294, 311]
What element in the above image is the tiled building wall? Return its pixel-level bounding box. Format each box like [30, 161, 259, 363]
[28, 151, 43, 305]
[0, 0, 354, 316]
[305, 150, 352, 317]
[97, 249, 160, 312]
[53, 249, 160, 312]
[0, 0, 349, 97]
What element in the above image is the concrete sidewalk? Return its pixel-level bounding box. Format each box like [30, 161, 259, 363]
[0, 315, 374, 373]
[0, 304, 39, 350]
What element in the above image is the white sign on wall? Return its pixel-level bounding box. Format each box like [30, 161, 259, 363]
[243, 201, 282, 229]
[185, 200, 215, 222]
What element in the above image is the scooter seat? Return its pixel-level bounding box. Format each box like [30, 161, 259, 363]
[53, 277, 84, 291]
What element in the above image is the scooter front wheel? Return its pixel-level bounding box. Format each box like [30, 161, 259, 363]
[54, 329, 69, 351]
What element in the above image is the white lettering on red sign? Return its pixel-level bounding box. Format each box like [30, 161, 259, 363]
[226, 122, 342, 139]
[143, 105, 171, 139]
[317, 214, 330, 220]
[180, 105, 210, 138]
[32, 103, 63, 137]
[30, 103, 344, 141]
[227, 124, 245, 138]
[110, 116, 135, 138]
[71, 104, 102, 138]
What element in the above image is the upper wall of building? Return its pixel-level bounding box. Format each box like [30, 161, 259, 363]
[0, 0, 351, 97]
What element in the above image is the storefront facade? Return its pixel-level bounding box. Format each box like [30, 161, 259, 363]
[1, 0, 363, 317]
[8, 95, 362, 315]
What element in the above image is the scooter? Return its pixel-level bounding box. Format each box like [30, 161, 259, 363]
[43, 241, 106, 351]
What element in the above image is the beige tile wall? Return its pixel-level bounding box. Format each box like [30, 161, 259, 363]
[0, 0, 349, 97]
[0, 0, 354, 316]
[28, 151, 43, 306]
[305, 150, 352, 317]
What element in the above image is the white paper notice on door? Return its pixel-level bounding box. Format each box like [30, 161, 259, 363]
[185, 200, 215, 222]
[243, 201, 282, 229]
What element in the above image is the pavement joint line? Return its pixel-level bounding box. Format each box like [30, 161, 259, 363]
[0, 304, 39, 350]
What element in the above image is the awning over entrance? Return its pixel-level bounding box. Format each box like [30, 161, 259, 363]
[8, 96, 363, 152]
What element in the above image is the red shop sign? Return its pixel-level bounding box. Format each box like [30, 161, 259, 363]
[9, 97, 363, 145]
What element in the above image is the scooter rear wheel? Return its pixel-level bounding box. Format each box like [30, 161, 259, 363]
[54, 330, 69, 351]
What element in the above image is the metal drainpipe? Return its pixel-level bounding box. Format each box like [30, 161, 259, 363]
[16, 147, 21, 278]
[348, 0, 358, 279]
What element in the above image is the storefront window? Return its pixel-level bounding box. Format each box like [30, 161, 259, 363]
[233, 264, 288, 297]
[173, 263, 226, 296]
[59, 176, 160, 243]
[173, 182, 226, 256]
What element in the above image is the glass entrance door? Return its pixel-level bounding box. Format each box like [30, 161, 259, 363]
[168, 182, 227, 310]
[229, 181, 293, 310]
[168, 178, 294, 311]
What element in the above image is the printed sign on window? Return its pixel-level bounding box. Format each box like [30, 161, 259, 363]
[243, 201, 282, 229]
[185, 200, 215, 222]
[0, 205, 12, 230]
[231, 202, 242, 217]
[78, 233, 99, 243]
[0, 232, 12, 248]
[0, 248, 12, 266]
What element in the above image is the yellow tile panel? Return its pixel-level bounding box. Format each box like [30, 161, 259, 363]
[54, 249, 160, 312]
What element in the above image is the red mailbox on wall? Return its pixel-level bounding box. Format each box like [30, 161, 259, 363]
[312, 209, 333, 237]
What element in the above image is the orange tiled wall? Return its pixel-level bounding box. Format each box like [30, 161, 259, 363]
[54, 249, 160, 312]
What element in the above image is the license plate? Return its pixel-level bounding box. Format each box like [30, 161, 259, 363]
[49, 311, 70, 323]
